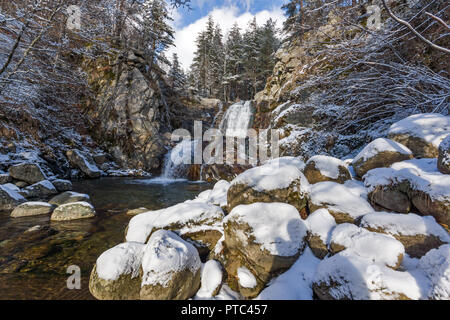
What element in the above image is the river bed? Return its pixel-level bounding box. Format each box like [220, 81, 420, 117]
[0, 177, 210, 300]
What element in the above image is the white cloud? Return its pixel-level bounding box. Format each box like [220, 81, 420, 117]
[168, 5, 286, 70]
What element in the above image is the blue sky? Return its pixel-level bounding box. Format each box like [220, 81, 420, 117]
[168, 0, 287, 69]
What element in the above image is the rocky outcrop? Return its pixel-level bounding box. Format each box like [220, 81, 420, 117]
[9, 163, 46, 184]
[50, 202, 96, 221]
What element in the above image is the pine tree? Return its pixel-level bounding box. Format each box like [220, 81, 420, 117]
[242, 17, 260, 99]
[223, 23, 243, 101]
[169, 53, 187, 94]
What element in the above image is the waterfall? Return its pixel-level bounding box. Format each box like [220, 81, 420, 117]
[219, 101, 255, 138]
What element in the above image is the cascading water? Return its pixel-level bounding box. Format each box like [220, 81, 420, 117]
[219, 101, 255, 138]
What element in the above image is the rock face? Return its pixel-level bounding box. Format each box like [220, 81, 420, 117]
[11, 202, 54, 218]
[50, 202, 96, 221]
[140, 230, 201, 300]
[49, 191, 90, 206]
[23, 180, 58, 199]
[387, 113, 450, 159]
[9, 163, 46, 184]
[0, 184, 26, 211]
[438, 135, 450, 174]
[223, 202, 307, 298]
[352, 138, 413, 178]
[360, 212, 449, 258]
[304, 155, 351, 184]
[227, 157, 309, 216]
[66, 149, 102, 178]
[89, 242, 144, 300]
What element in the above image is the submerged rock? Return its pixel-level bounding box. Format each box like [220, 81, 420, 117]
[50, 202, 96, 221]
[49, 191, 90, 206]
[11, 202, 54, 218]
[8, 163, 46, 184]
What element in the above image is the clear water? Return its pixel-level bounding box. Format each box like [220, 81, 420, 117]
[0, 177, 211, 300]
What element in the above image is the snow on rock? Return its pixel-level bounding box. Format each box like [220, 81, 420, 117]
[313, 250, 422, 300]
[352, 138, 413, 177]
[343, 180, 368, 199]
[66, 149, 102, 178]
[255, 247, 321, 300]
[308, 181, 374, 223]
[24, 180, 58, 198]
[192, 180, 230, 208]
[417, 245, 450, 300]
[140, 230, 201, 300]
[387, 113, 450, 158]
[305, 209, 337, 259]
[360, 212, 449, 258]
[195, 260, 224, 298]
[363, 158, 450, 225]
[125, 202, 224, 244]
[8, 162, 46, 184]
[225, 202, 307, 257]
[227, 157, 309, 214]
[11, 201, 54, 218]
[304, 155, 351, 184]
[438, 135, 450, 174]
[237, 267, 257, 289]
[89, 242, 144, 300]
[0, 183, 26, 211]
[329, 223, 405, 269]
[51, 201, 96, 221]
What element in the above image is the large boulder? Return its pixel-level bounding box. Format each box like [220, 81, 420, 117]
[360, 212, 450, 258]
[0, 184, 26, 211]
[126, 202, 224, 258]
[308, 181, 374, 224]
[304, 155, 351, 184]
[49, 191, 90, 206]
[51, 179, 73, 192]
[140, 230, 201, 300]
[50, 201, 96, 221]
[89, 242, 144, 300]
[438, 135, 450, 174]
[23, 180, 58, 199]
[66, 149, 102, 178]
[352, 138, 413, 178]
[364, 159, 450, 225]
[11, 202, 54, 218]
[387, 113, 450, 158]
[227, 157, 309, 216]
[223, 202, 308, 298]
[305, 209, 337, 259]
[195, 260, 225, 299]
[9, 163, 46, 184]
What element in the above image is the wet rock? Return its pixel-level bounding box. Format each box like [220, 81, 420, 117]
[9, 163, 46, 184]
[11, 202, 54, 218]
[126, 207, 148, 216]
[0, 184, 26, 211]
[52, 179, 73, 192]
[51, 202, 96, 221]
[49, 191, 90, 206]
[23, 180, 58, 199]
[66, 149, 102, 178]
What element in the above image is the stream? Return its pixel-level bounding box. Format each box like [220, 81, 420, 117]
[0, 177, 210, 300]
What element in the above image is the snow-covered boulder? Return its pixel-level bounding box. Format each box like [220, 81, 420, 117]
[192, 180, 230, 209]
[66, 149, 102, 178]
[308, 181, 374, 224]
[140, 230, 201, 300]
[305, 209, 336, 259]
[364, 159, 450, 225]
[0, 184, 26, 211]
[352, 138, 413, 178]
[329, 223, 405, 269]
[438, 135, 450, 174]
[313, 250, 421, 300]
[23, 180, 58, 199]
[304, 155, 351, 184]
[387, 113, 450, 158]
[50, 201, 96, 221]
[8, 163, 46, 184]
[51, 179, 73, 192]
[125, 202, 224, 257]
[49, 191, 90, 206]
[418, 244, 450, 300]
[227, 157, 309, 216]
[11, 202, 54, 218]
[360, 212, 450, 258]
[195, 260, 225, 298]
[89, 242, 144, 300]
[223, 202, 308, 298]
